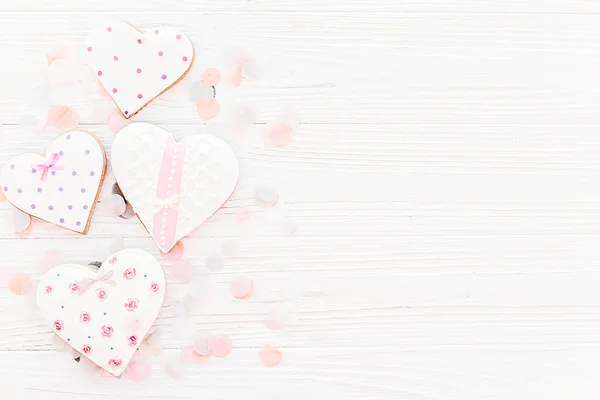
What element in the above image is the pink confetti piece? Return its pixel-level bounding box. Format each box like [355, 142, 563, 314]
[106, 110, 131, 133]
[124, 360, 152, 382]
[46, 105, 79, 131]
[196, 97, 221, 120]
[161, 240, 184, 261]
[208, 335, 232, 358]
[259, 345, 282, 367]
[265, 123, 293, 147]
[202, 68, 221, 86]
[180, 345, 210, 364]
[231, 276, 253, 299]
[10, 208, 31, 233]
[192, 337, 211, 356]
[37, 249, 63, 273]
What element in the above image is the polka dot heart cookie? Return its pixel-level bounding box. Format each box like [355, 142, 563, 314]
[36, 249, 166, 376]
[86, 21, 194, 118]
[0, 131, 106, 234]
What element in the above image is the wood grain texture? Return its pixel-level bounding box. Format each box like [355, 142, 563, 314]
[1, 0, 600, 398]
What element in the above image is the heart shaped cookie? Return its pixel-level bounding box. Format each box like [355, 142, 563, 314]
[37, 249, 166, 376]
[0, 131, 106, 233]
[111, 123, 239, 252]
[86, 21, 194, 118]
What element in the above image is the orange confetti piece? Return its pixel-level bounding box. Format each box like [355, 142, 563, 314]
[8, 272, 33, 295]
[202, 68, 221, 86]
[259, 345, 282, 367]
[196, 97, 221, 120]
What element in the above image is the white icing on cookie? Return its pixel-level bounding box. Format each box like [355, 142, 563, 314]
[37, 249, 166, 376]
[0, 131, 106, 233]
[86, 21, 194, 118]
[111, 123, 238, 252]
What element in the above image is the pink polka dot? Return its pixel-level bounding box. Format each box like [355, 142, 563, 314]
[107, 27, 112, 32]
[124, 111, 129, 115]
[161, 74, 167, 80]
[137, 94, 143, 99]
[154, 30, 160, 35]
[137, 39, 142, 44]
[182, 56, 188, 62]
[87, 47, 92, 52]
[113, 56, 119, 61]
[112, 88, 118, 93]
[97, 71, 103, 76]
[176, 34, 182, 40]
[158, 51, 163, 56]
[136, 68, 142, 74]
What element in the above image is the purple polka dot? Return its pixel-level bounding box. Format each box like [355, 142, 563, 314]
[136, 68, 142, 74]
[66, 135, 71, 139]
[48, 205, 54, 211]
[107, 27, 112, 32]
[37, 188, 42, 193]
[31, 168, 36, 173]
[176, 34, 182, 40]
[59, 187, 63, 192]
[81, 188, 86, 193]
[68, 205, 73, 210]
[51, 171, 56, 176]
[59, 151, 64, 156]
[97, 71, 103, 76]
[17, 189, 22, 194]
[72, 171, 77, 176]
[2, 186, 7, 192]
[83, 205, 89, 210]
[90, 171, 95, 177]
[10, 165, 14, 169]
[85, 150, 90, 155]
[113, 56, 119, 61]
[87, 47, 92, 52]
[76, 221, 81, 226]
[182, 56, 188, 62]
[59, 218, 64, 223]
[31, 204, 36, 210]
[161, 74, 167, 80]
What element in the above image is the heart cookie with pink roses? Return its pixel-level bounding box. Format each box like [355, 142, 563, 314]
[0, 131, 106, 234]
[86, 21, 194, 118]
[36, 249, 166, 376]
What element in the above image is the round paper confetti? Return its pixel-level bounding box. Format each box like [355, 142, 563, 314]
[164, 359, 185, 379]
[37, 249, 63, 273]
[180, 345, 210, 364]
[231, 276, 253, 299]
[202, 68, 221, 85]
[256, 186, 279, 206]
[8, 272, 33, 295]
[259, 345, 282, 367]
[224, 68, 243, 88]
[106, 109, 131, 133]
[46, 44, 76, 64]
[205, 252, 224, 272]
[124, 360, 152, 382]
[189, 81, 215, 102]
[47, 59, 76, 85]
[10, 208, 31, 233]
[192, 337, 211, 356]
[172, 259, 194, 283]
[161, 240, 184, 261]
[208, 335, 232, 358]
[47, 105, 79, 131]
[266, 122, 293, 147]
[196, 97, 221, 120]
[102, 193, 126, 216]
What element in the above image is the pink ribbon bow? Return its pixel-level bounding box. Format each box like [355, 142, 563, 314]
[33, 153, 64, 181]
[76, 270, 117, 295]
[152, 195, 183, 213]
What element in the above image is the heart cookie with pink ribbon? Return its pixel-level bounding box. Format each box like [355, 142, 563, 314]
[37, 249, 166, 376]
[86, 21, 194, 118]
[0, 131, 106, 234]
[111, 123, 239, 252]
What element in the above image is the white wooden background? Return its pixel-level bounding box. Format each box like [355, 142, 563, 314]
[2, 0, 600, 399]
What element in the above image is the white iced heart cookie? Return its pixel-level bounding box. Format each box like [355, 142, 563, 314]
[37, 249, 166, 376]
[111, 123, 239, 252]
[86, 21, 194, 118]
[0, 131, 106, 233]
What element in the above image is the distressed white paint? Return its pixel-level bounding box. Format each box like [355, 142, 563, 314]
[1, 0, 600, 399]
